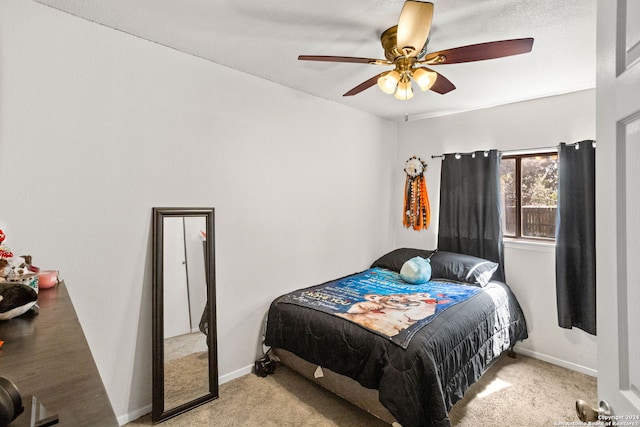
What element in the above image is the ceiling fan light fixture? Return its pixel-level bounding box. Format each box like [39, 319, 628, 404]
[377, 70, 401, 94]
[394, 78, 414, 100]
[412, 67, 437, 91]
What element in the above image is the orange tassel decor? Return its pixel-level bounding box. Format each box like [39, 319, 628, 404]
[403, 156, 431, 231]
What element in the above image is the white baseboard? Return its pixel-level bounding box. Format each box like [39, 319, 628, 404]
[514, 347, 598, 377]
[220, 364, 253, 384]
[117, 404, 151, 426]
[117, 365, 254, 426]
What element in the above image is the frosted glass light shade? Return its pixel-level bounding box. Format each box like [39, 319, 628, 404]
[394, 80, 414, 100]
[413, 68, 437, 91]
[377, 70, 401, 95]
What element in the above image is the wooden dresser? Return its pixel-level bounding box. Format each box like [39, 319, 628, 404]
[0, 282, 118, 426]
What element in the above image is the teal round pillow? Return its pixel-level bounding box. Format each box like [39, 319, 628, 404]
[400, 256, 432, 284]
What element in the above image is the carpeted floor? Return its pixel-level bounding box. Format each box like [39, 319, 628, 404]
[126, 353, 596, 426]
[164, 351, 209, 409]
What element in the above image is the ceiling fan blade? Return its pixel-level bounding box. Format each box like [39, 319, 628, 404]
[429, 71, 456, 94]
[422, 38, 534, 64]
[397, 1, 434, 57]
[298, 55, 390, 65]
[343, 73, 385, 96]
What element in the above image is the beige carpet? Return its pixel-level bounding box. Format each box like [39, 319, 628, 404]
[164, 351, 209, 409]
[126, 353, 596, 426]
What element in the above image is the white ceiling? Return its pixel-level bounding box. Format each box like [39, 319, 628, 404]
[33, 0, 597, 122]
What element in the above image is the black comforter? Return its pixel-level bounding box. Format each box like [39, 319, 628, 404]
[265, 275, 528, 427]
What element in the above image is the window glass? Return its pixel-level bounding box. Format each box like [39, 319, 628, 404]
[500, 158, 516, 236]
[500, 153, 558, 239]
[521, 155, 557, 238]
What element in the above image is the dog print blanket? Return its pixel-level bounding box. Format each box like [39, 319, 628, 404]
[277, 267, 482, 348]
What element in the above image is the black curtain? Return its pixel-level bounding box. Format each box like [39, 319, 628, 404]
[556, 140, 596, 335]
[438, 149, 505, 281]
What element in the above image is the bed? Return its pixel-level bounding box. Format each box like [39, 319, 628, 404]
[264, 248, 528, 427]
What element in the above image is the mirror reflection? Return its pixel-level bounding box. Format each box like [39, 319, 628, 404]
[162, 216, 209, 409]
[152, 208, 218, 423]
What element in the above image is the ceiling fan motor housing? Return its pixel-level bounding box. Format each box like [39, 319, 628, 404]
[381, 26, 427, 63]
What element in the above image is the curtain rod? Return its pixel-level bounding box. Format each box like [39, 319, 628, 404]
[430, 144, 563, 159]
[431, 140, 595, 159]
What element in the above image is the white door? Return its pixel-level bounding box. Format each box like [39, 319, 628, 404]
[163, 217, 191, 338]
[183, 216, 208, 332]
[596, 0, 640, 419]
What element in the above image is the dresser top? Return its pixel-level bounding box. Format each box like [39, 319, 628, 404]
[0, 282, 118, 427]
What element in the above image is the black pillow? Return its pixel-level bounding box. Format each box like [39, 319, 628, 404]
[370, 248, 435, 273]
[371, 248, 498, 287]
[430, 251, 498, 287]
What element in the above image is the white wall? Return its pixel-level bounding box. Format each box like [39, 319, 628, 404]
[0, 1, 397, 423]
[394, 89, 597, 375]
[0, 1, 599, 423]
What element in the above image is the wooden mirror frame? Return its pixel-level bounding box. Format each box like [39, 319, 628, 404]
[152, 207, 218, 423]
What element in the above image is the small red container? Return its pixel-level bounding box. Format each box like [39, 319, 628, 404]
[38, 270, 59, 289]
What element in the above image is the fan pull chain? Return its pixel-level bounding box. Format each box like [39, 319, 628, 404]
[404, 83, 409, 122]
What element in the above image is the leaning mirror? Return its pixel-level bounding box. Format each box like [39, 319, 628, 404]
[152, 207, 218, 423]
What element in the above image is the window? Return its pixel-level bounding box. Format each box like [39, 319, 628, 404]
[500, 152, 558, 239]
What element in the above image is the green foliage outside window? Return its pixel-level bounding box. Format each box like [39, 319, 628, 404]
[500, 153, 558, 239]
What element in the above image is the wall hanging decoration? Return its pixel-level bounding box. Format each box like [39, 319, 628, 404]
[403, 156, 431, 231]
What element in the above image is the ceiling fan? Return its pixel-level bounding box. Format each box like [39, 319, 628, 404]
[298, 1, 534, 100]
